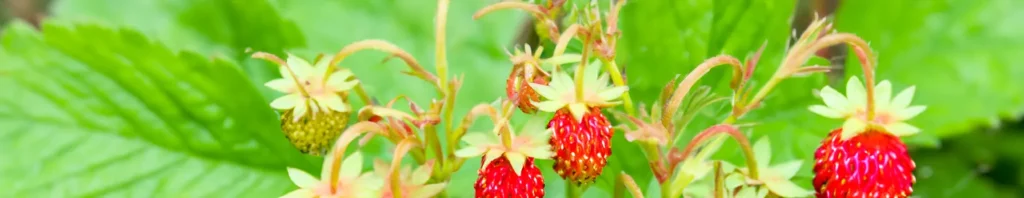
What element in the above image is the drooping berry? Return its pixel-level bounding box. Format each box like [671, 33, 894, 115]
[548, 108, 612, 184]
[808, 77, 926, 198]
[813, 128, 915, 197]
[475, 157, 545, 198]
[506, 66, 549, 114]
[505, 44, 553, 114]
[529, 61, 628, 184]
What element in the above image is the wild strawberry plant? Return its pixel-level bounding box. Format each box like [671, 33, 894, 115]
[2, 0, 1023, 197]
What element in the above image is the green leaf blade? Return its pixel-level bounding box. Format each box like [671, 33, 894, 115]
[0, 22, 311, 197]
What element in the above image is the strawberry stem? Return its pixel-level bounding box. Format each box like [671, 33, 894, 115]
[663, 55, 743, 130]
[566, 180, 583, 198]
[712, 161, 725, 198]
[389, 139, 419, 198]
[602, 60, 636, 116]
[618, 172, 645, 198]
[326, 122, 382, 193]
[252, 52, 312, 98]
[329, 40, 440, 90]
[500, 100, 514, 149]
[677, 125, 759, 180]
[575, 34, 592, 103]
[473, 1, 547, 20]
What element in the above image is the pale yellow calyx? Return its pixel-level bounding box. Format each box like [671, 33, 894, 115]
[454, 118, 553, 176]
[529, 61, 628, 121]
[371, 160, 447, 198]
[809, 76, 927, 140]
[260, 53, 360, 122]
[281, 152, 383, 198]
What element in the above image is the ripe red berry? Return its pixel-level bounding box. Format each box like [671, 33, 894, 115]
[475, 156, 545, 198]
[548, 107, 613, 184]
[813, 128, 915, 198]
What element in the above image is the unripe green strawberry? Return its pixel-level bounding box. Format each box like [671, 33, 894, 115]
[529, 61, 628, 184]
[280, 109, 349, 155]
[808, 77, 926, 198]
[475, 157, 545, 198]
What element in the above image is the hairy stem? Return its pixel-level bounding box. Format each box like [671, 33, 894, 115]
[566, 180, 582, 198]
[713, 161, 724, 198]
[473, 1, 546, 20]
[435, 0, 450, 89]
[352, 84, 373, 106]
[575, 36, 592, 102]
[603, 60, 635, 116]
[252, 52, 311, 97]
[663, 55, 743, 129]
[327, 122, 383, 193]
[389, 139, 419, 198]
[329, 40, 439, 87]
[677, 124, 759, 179]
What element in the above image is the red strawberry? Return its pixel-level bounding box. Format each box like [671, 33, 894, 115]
[808, 77, 926, 198]
[813, 128, 914, 197]
[529, 61, 627, 184]
[475, 157, 545, 198]
[548, 108, 612, 184]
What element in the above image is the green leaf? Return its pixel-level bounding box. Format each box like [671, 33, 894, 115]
[0, 22, 313, 196]
[837, 0, 1024, 138]
[49, 0, 307, 99]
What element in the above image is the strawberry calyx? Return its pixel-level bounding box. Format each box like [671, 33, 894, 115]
[809, 76, 926, 140]
[455, 117, 554, 176]
[255, 53, 360, 121]
[530, 61, 628, 121]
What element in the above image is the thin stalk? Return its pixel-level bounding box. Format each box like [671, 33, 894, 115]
[713, 161, 724, 198]
[352, 84, 373, 106]
[602, 60, 635, 116]
[435, 0, 450, 89]
[663, 55, 743, 127]
[473, 1, 546, 20]
[499, 100, 514, 148]
[677, 124, 758, 180]
[567, 180, 582, 198]
[252, 52, 311, 97]
[389, 139, 419, 198]
[575, 36, 592, 101]
[424, 125, 444, 171]
[740, 33, 876, 119]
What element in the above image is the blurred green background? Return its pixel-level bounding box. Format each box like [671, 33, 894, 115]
[1, 0, 1022, 197]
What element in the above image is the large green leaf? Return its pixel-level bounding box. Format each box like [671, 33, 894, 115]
[50, 0, 307, 99]
[836, 0, 1024, 138]
[0, 22, 313, 197]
